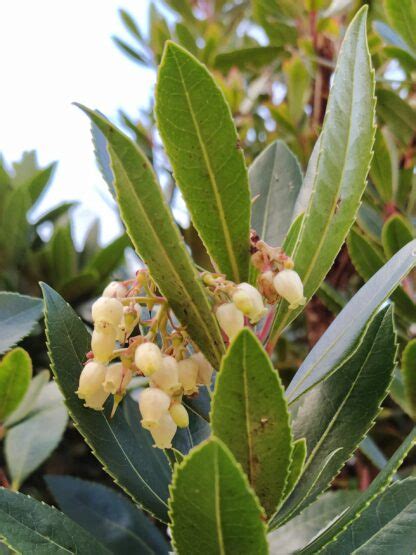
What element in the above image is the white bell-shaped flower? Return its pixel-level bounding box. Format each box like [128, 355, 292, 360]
[92, 297, 124, 327]
[91, 323, 117, 363]
[150, 412, 177, 449]
[103, 362, 132, 394]
[190, 352, 213, 387]
[273, 269, 306, 310]
[77, 361, 109, 410]
[216, 302, 244, 340]
[134, 342, 164, 377]
[138, 387, 171, 429]
[178, 358, 199, 395]
[150, 356, 182, 395]
[102, 281, 128, 299]
[169, 403, 189, 428]
[232, 282, 267, 323]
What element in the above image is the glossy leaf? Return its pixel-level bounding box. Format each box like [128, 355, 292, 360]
[156, 41, 251, 282]
[169, 438, 268, 555]
[272, 306, 396, 527]
[269, 8, 375, 344]
[0, 348, 32, 422]
[41, 283, 171, 523]
[402, 339, 416, 420]
[382, 214, 413, 259]
[0, 488, 110, 554]
[46, 476, 169, 555]
[369, 127, 393, 202]
[385, 0, 416, 54]
[250, 140, 303, 246]
[282, 438, 307, 501]
[211, 329, 292, 516]
[286, 239, 416, 404]
[79, 106, 224, 367]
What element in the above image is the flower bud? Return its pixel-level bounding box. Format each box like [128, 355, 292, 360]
[149, 412, 177, 449]
[91, 324, 117, 362]
[77, 362, 109, 410]
[178, 358, 199, 395]
[103, 362, 132, 394]
[138, 387, 171, 429]
[273, 269, 306, 310]
[169, 403, 189, 428]
[190, 352, 213, 387]
[150, 356, 182, 396]
[102, 281, 128, 299]
[134, 342, 163, 376]
[216, 302, 244, 340]
[92, 297, 123, 327]
[232, 282, 267, 323]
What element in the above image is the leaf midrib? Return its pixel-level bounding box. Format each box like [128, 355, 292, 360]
[242, 337, 254, 485]
[214, 446, 226, 555]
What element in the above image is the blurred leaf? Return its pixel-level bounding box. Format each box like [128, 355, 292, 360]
[175, 23, 198, 56]
[250, 140, 303, 246]
[253, 0, 298, 46]
[5, 382, 68, 489]
[390, 368, 413, 417]
[283, 56, 311, 124]
[370, 128, 393, 202]
[50, 224, 77, 287]
[0, 292, 43, 355]
[59, 271, 100, 302]
[34, 201, 78, 226]
[41, 284, 172, 523]
[25, 161, 57, 207]
[169, 438, 268, 555]
[150, 4, 171, 61]
[377, 89, 416, 146]
[269, 8, 375, 343]
[402, 339, 416, 420]
[357, 203, 383, 241]
[323, 0, 355, 17]
[214, 46, 281, 71]
[384, 46, 416, 72]
[0, 489, 110, 554]
[156, 41, 251, 283]
[46, 476, 170, 554]
[86, 234, 129, 279]
[162, 0, 196, 24]
[4, 370, 49, 428]
[382, 214, 414, 259]
[119, 9, 144, 41]
[79, 106, 224, 368]
[11, 151, 38, 186]
[211, 329, 293, 517]
[385, 0, 416, 54]
[317, 281, 346, 315]
[373, 20, 411, 51]
[0, 348, 32, 422]
[359, 436, 389, 472]
[112, 37, 148, 66]
[0, 186, 30, 264]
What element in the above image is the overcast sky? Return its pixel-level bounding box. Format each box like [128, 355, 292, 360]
[0, 0, 153, 244]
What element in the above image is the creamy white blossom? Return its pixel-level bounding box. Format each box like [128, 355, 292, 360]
[92, 297, 124, 327]
[178, 358, 199, 395]
[232, 282, 267, 323]
[138, 387, 171, 429]
[134, 342, 163, 376]
[273, 269, 306, 310]
[216, 302, 244, 340]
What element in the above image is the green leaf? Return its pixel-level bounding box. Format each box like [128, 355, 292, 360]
[250, 140, 303, 246]
[385, 0, 416, 54]
[26, 162, 57, 207]
[86, 234, 129, 278]
[382, 214, 414, 259]
[272, 306, 396, 527]
[252, 0, 298, 46]
[285, 239, 416, 405]
[46, 476, 169, 554]
[34, 201, 78, 226]
[0, 348, 32, 422]
[3, 370, 50, 428]
[283, 56, 311, 124]
[0, 185, 30, 264]
[268, 490, 360, 554]
[300, 426, 416, 553]
[376, 89, 416, 146]
[59, 271, 100, 302]
[402, 339, 416, 420]
[175, 23, 198, 56]
[5, 382, 68, 489]
[41, 283, 171, 523]
[316, 281, 346, 315]
[282, 438, 307, 501]
[384, 45, 416, 72]
[269, 7, 375, 344]
[156, 41, 251, 282]
[369, 128, 393, 202]
[50, 224, 77, 287]
[214, 46, 281, 71]
[0, 488, 110, 554]
[79, 106, 224, 368]
[211, 329, 293, 516]
[169, 438, 268, 555]
[322, 478, 416, 554]
[112, 37, 148, 66]
[359, 436, 389, 472]
[0, 292, 43, 355]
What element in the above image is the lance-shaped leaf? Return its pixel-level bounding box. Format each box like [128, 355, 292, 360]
[156, 41, 251, 283]
[282, 438, 307, 501]
[286, 239, 416, 405]
[272, 306, 396, 527]
[211, 329, 292, 517]
[41, 284, 171, 523]
[385, 0, 416, 54]
[300, 426, 416, 553]
[369, 127, 393, 203]
[269, 7, 375, 344]
[250, 140, 303, 246]
[169, 438, 268, 555]
[0, 488, 110, 554]
[0, 348, 32, 422]
[402, 339, 416, 420]
[382, 214, 413, 259]
[46, 476, 170, 555]
[0, 292, 43, 355]
[78, 106, 223, 367]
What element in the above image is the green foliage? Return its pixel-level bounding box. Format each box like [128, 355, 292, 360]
[0, 292, 43, 355]
[0, 348, 32, 422]
[402, 339, 416, 420]
[382, 214, 414, 259]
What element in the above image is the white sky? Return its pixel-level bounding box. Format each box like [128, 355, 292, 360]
[0, 0, 153, 245]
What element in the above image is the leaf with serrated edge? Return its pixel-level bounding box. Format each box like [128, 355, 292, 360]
[77, 105, 224, 368]
[382, 214, 413, 259]
[156, 41, 251, 282]
[211, 329, 292, 517]
[402, 339, 416, 420]
[286, 239, 416, 405]
[300, 426, 416, 553]
[0, 292, 43, 355]
[281, 438, 307, 502]
[0, 488, 110, 554]
[169, 437, 268, 555]
[269, 7, 376, 345]
[272, 306, 396, 528]
[41, 283, 171, 523]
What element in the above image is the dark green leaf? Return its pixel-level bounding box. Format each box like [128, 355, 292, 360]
[214, 46, 281, 71]
[59, 271, 100, 302]
[376, 89, 416, 146]
[86, 234, 129, 278]
[169, 438, 268, 555]
[156, 41, 251, 282]
[50, 224, 77, 287]
[46, 476, 169, 555]
[211, 329, 292, 516]
[382, 214, 414, 259]
[282, 438, 307, 501]
[0, 348, 32, 422]
[41, 284, 171, 522]
[34, 202, 78, 226]
[369, 128, 393, 202]
[0, 292, 43, 355]
[402, 339, 416, 420]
